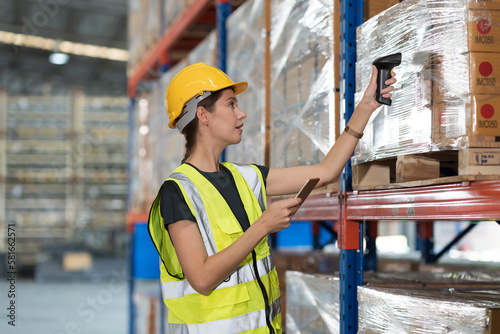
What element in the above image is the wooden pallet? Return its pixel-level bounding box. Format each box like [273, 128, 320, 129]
[353, 143, 500, 190]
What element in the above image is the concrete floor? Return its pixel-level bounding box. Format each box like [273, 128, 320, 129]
[0, 279, 131, 334]
[0, 261, 160, 334]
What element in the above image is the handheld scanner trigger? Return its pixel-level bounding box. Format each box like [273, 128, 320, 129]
[373, 52, 402, 106]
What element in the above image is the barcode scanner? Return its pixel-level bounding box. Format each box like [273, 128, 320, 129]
[373, 52, 402, 106]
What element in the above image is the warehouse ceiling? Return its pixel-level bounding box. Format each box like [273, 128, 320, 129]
[0, 0, 128, 96]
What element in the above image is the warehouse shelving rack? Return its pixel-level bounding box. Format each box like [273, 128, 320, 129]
[0, 89, 129, 269]
[126, 0, 500, 333]
[283, 180, 500, 332]
[2, 93, 75, 266]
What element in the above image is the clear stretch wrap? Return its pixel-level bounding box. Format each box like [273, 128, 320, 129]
[225, 0, 266, 164]
[285, 271, 340, 334]
[286, 270, 500, 334]
[354, 0, 500, 165]
[271, 0, 338, 168]
[358, 286, 500, 333]
[130, 91, 153, 212]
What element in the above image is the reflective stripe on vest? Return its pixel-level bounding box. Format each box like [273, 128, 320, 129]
[230, 162, 267, 213]
[167, 297, 281, 334]
[168, 171, 218, 256]
[161, 252, 274, 299]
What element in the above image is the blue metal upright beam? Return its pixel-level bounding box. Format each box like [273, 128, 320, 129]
[217, 0, 231, 163]
[158, 60, 170, 334]
[128, 225, 135, 334]
[339, 0, 364, 333]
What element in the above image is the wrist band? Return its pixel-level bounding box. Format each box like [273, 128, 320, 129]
[344, 125, 363, 139]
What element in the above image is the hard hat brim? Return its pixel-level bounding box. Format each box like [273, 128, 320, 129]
[232, 81, 248, 95]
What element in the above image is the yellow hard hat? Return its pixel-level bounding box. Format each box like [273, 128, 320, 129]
[165, 63, 248, 130]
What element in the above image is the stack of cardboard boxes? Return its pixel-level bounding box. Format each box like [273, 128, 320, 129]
[353, 0, 500, 186]
[433, 2, 500, 144]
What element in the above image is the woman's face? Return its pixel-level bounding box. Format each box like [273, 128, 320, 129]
[207, 88, 247, 146]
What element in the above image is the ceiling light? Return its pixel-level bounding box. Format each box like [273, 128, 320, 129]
[49, 52, 70, 65]
[0, 30, 128, 62]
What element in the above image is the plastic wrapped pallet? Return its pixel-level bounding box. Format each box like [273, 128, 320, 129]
[226, 0, 340, 167]
[366, 270, 500, 288]
[286, 270, 500, 334]
[146, 77, 184, 200]
[354, 0, 500, 169]
[127, 0, 142, 70]
[129, 92, 154, 212]
[225, 0, 266, 164]
[358, 286, 500, 333]
[286, 271, 341, 334]
[270, 0, 339, 168]
[127, 0, 161, 72]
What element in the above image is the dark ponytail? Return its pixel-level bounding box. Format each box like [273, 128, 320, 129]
[180, 88, 228, 164]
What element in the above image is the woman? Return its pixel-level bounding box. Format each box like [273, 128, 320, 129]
[148, 62, 396, 333]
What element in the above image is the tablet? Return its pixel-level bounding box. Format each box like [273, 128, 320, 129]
[293, 178, 320, 214]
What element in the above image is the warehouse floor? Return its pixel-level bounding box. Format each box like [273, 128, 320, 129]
[0, 258, 160, 334]
[1, 279, 128, 333]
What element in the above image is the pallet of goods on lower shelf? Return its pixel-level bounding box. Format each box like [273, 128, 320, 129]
[352, 0, 500, 190]
[286, 270, 500, 334]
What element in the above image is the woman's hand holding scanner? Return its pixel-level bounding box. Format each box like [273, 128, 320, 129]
[372, 52, 401, 106]
[360, 65, 397, 113]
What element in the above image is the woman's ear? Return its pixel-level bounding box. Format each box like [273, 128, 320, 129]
[196, 106, 209, 126]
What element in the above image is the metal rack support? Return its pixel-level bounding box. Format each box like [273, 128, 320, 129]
[339, 0, 364, 332]
[217, 0, 231, 163]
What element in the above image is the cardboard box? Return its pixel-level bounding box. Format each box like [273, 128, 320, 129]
[470, 52, 500, 94]
[434, 94, 500, 138]
[468, 0, 500, 11]
[364, 0, 401, 21]
[468, 10, 500, 52]
[62, 252, 92, 272]
[472, 94, 500, 135]
[433, 52, 500, 101]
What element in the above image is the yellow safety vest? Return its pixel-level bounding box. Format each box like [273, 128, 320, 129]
[148, 162, 282, 334]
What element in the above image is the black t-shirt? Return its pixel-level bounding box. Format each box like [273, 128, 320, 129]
[160, 163, 269, 232]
